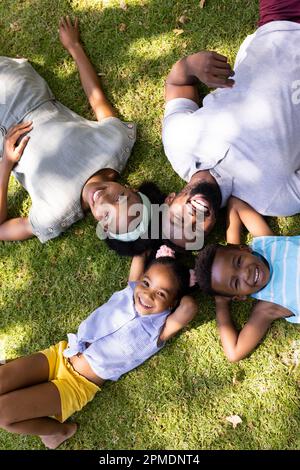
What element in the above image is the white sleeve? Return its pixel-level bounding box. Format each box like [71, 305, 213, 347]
[162, 98, 199, 181]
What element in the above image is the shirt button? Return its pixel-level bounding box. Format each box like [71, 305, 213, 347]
[61, 222, 67, 227]
[127, 123, 133, 129]
[125, 147, 130, 152]
[35, 230, 40, 235]
[48, 227, 53, 233]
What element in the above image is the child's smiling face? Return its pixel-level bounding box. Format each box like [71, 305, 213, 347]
[211, 246, 270, 298]
[134, 263, 179, 315]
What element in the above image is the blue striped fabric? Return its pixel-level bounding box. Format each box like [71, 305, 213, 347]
[251, 236, 300, 324]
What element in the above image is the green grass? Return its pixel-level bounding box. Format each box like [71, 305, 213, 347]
[0, 0, 299, 450]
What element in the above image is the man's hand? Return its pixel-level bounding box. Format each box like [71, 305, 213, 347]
[59, 16, 81, 53]
[3, 121, 32, 167]
[187, 51, 235, 88]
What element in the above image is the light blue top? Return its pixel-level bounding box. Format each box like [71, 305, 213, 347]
[0, 57, 136, 242]
[63, 282, 171, 381]
[251, 236, 300, 324]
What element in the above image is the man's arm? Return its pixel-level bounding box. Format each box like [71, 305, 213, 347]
[59, 16, 116, 122]
[215, 297, 290, 362]
[226, 197, 274, 244]
[165, 51, 235, 103]
[0, 122, 34, 241]
[159, 295, 197, 343]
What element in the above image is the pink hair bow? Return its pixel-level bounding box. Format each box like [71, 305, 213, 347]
[156, 245, 176, 259]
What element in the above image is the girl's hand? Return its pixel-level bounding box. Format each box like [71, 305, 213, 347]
[59, 16, 80, 52]
[3, 121, 32, 167]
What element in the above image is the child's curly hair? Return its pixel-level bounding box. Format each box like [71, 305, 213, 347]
[195, 244, 220, 295]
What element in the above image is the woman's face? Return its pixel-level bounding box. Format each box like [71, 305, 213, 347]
[86, 182, 142, 235]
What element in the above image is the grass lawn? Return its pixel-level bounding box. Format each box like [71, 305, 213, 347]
[0, 0, 299, 450]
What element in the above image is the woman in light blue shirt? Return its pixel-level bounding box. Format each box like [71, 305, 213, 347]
[0, 246, 197, 449]
[0, 17, 163, 255]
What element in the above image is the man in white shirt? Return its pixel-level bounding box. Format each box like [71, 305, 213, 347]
[162, 0, 300, 249]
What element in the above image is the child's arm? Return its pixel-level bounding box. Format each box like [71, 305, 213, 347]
[226, 197, 274, 244]
[128, 253, 148, 282]
[159, 296, 198, 343]
[215, 297, 291, 362]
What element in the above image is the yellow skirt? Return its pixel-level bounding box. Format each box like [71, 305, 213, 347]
[40, 340, 100, 423]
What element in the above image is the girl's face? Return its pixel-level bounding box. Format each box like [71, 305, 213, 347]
[134, 263, 179, 315]
[86, 182, 142, 235]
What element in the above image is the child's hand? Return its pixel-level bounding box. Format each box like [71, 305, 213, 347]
[59, 16, 80, 52]
[215, 295, 231, 306]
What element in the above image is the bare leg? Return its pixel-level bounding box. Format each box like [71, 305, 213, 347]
[0, 382, 77, 449]
[0, 352, 49, 395]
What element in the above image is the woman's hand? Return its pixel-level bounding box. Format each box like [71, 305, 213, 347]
[2, 121, 32, 167]
[59, 16, 81, 53]
[187, 51, 235, 88]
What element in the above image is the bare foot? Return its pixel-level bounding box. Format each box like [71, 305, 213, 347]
[40, 422, 77, 449]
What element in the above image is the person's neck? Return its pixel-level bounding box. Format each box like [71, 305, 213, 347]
[189, 170, 218, 188]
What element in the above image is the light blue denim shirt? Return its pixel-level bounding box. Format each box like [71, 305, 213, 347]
[63, 283, 171, 381]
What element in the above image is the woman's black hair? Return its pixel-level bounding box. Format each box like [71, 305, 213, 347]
[105, 181, 166, 256]
[145, 255, 190, 301]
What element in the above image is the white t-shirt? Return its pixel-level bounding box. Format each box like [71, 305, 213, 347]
[162, 21, 300, 215]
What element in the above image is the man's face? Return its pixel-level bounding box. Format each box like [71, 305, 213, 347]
[211, 246, 270, 297]
[163, 182, 221, 249]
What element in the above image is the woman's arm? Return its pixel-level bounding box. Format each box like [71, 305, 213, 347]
[0, 122, 34, 241]
[226, 197, 274, 244]
[159, 295, 197, 343]
[165, 51, 234, 103]
[214, 297, 288, 362]
[59, 16, 116, 122]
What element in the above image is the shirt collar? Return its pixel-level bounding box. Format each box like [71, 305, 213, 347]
[209, 164, 233, 208]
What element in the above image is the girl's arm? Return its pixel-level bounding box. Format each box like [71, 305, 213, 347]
[215, 297, 290, 362]
[128, 253, 148, 283]
[159, 295, 197, 343]
[0, 122, 34, 241]
[59, 16, 116, 122]
[226, 197, 273, 244]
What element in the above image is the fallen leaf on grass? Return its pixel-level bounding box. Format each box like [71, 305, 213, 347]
[178, 15, 189, 24]
[120, 0, 127, 10]
[9, 21, 21, 32]
[173, 28, 184, 36]
[225, 415, 242, 428]
[119, 23, 127, 32]
[74, 228, 84, 236]
[199, 0, 206, 9]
